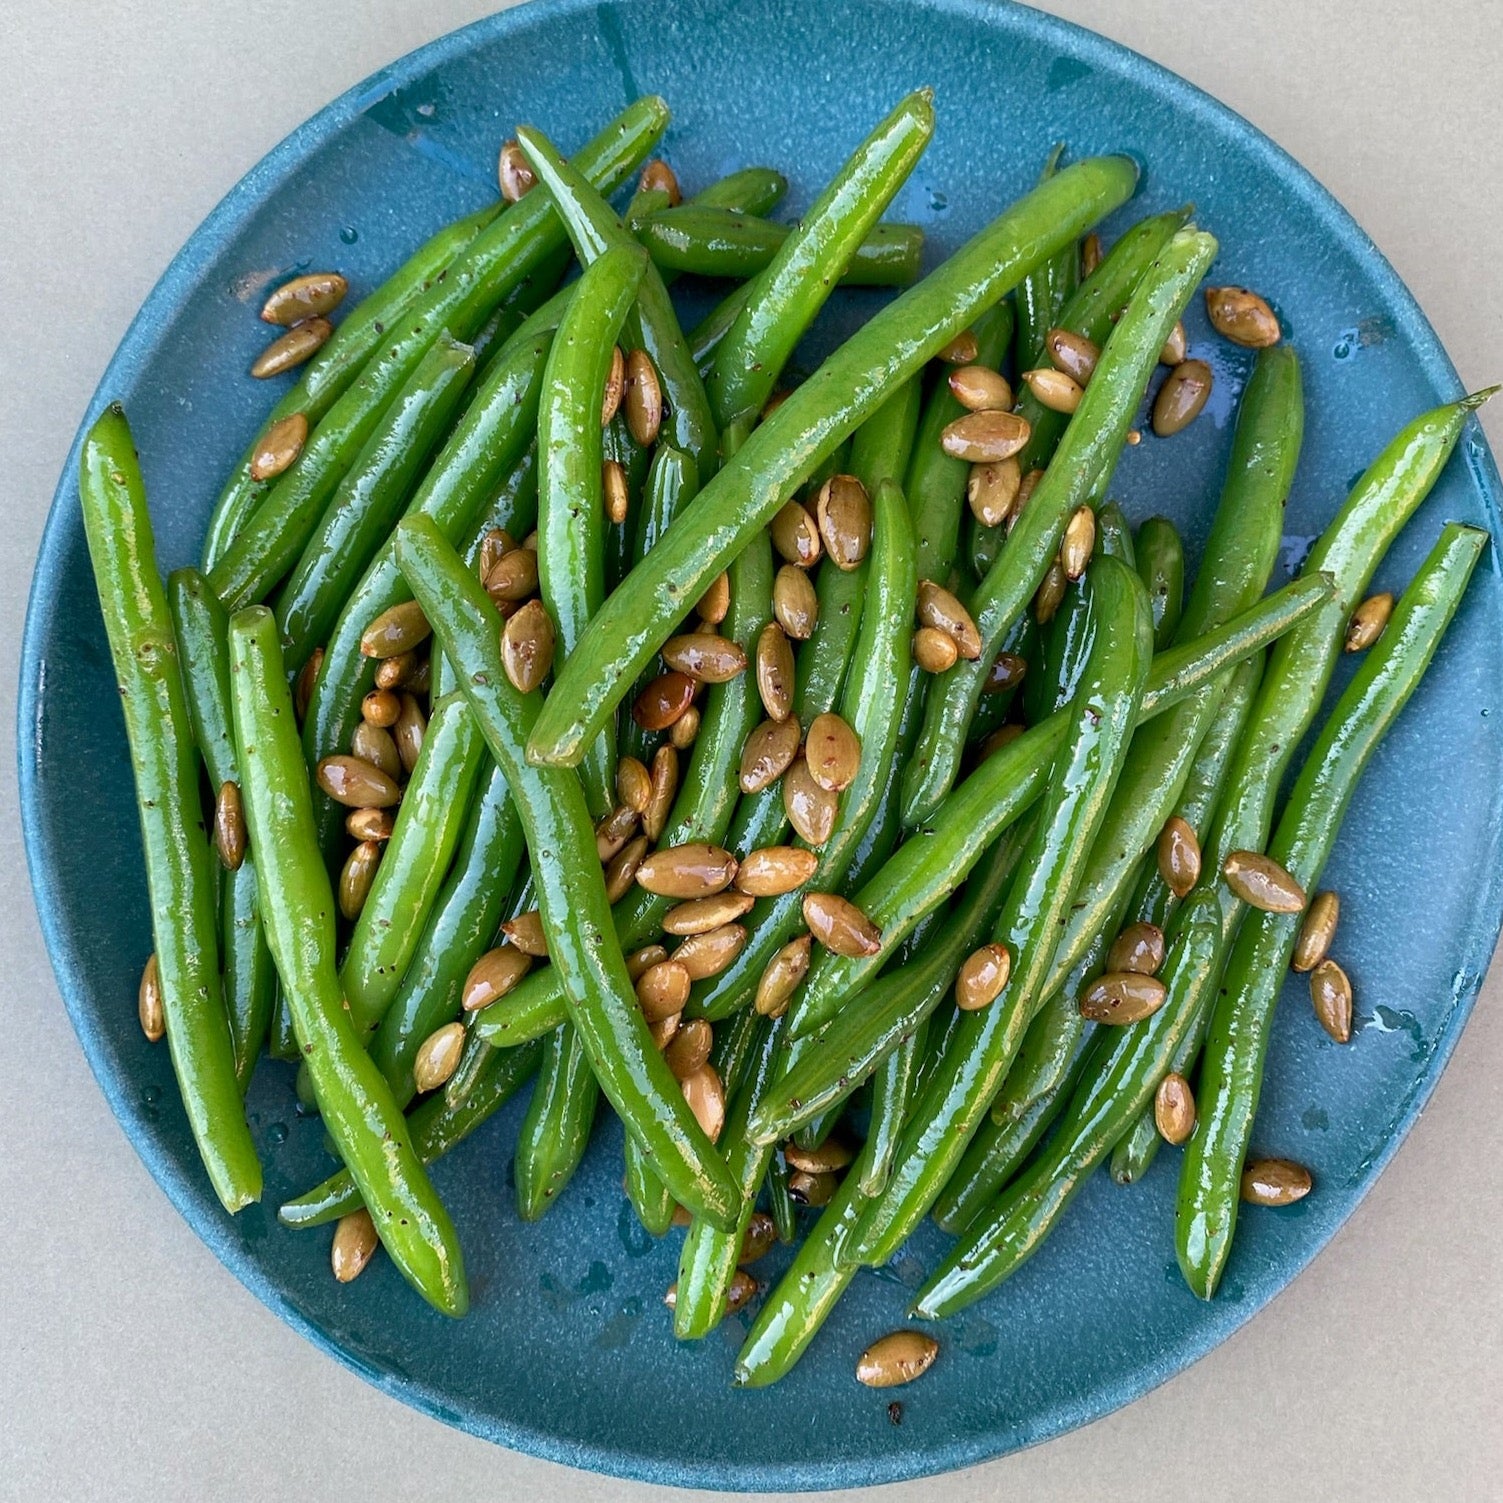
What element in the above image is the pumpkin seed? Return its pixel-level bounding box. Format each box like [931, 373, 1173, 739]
[601, 344, 626, 427]
[624, 349, 663, 446]
[602, 458, 630, 525]
[937, 329, 978, 364]
[632, 670, 696, 731]
[736, 845, 819, 897]
[1309, 958, 1353, 1043]
[940, 409, 1032, 462]
[1205, 286, 1281, 348]
[814, 474, 873, 571]
[697, 570, 731, 625]
[1080, 233, 1103, 278]
[955, 942, 1011, 1010]
[1345, 592, 1393, 652]
[662, 891, 756, 936]
[982, 650, 1027, 695]
[260, 271, 348, 326]
[739, 716, 802, 794]
[755, 934, 813, 1018]
[912, 626, 959, 673]
[1078, 971, 1168, 1024]
[1222, 850, 1306, 913]
[595, 803, 641, 863]
[360, 600, 431, 657]
[250, 317, 333, 378]
[802, 892, 881, 957]
[638, 158, 682, 205]
[1023, 366, 1084, 414]
[138, 953, 164, 1042]
[616, 755, 652, 815]
[946, 364, 1014, 413]
[635, 842, 738, 899]
[248, 411, 309, 480]
[604, 834, 651, 903]
[662, 631, 748, 683]
[967, 456, 1022, 527]
[804, 711, 861, 793]
[214, 780, 246, 871]
[338, 840, 381, 920]
[462, 946, 532, 1011]
[680, 1063, 727, 1141]
[413, 1021, 464, 1093]
[784, 1138, 854, 1174]
[769, 498, 822, 567]
[317, 755, 401, 809]
[787, 1169, 837, 1207]
[351, 722, 400, 781]
[1152, 359, 1213, 437]
[1241, 1157, 1312, 1206]
[501, 910, 549, 958]
[856, 1331, 939, 1388]
[669, 705, 700, 750]
[1045, 327, 1100, 385]
[981, 724, 1025, 759]
[1157, 815, 1200, 898]
[740, 1211, 777, 1265]
[497, 139, 535, 201]
[294, 646, 324, 720]
[344, 806, 394, 842]
[755, 621, 796, 722]
[664, 1018, 713, 1080]
[392, 693, 426, 775]
[1009, 468, 1044, 534]
[1059, 505, 1096, 581]
[1154, 1072, 1196, 1144]
[1034, 560, 1068, 624]
[1292, 890, 1339, 973]
[916, 580, 982, 659]
[626, 944, 669, 982]
[361, 688, 401, 728]
[1159, 319, 1187, 366]
[672, 923, 747, 981]
[484, 544, 540, 604]
[1107, 921, 1166, 976]
[643, 744, 679, 842]
[783, 758, 838, 845]
[331, 1209, 379, 1283]
[773, 563, 820, 639]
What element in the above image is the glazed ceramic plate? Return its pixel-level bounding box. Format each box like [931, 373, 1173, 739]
[20, 0, 1503, 1489]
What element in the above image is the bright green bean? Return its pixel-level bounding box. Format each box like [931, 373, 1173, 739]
[1135, 515, 1185, 650]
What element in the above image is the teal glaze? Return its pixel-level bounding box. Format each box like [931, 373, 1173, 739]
[20, 0, 1503, 1486]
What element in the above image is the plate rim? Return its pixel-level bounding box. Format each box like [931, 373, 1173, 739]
[18, 0, 1503, 1489]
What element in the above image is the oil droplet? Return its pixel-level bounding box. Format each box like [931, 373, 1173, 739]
[1301, 1106, 1329, 1132]
[1333, 339, 1352, 361]
[594, 1295, 643, 1350]
[266, 1121, 288, 1146]
[340, 225, 359, 245]
[575, 1259, 613, 1296]
[617, 1198, 653, 1257]
[953, 1311, 998, 1357]
[927, 189, 948, 214]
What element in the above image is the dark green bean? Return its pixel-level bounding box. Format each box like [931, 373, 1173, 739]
[395, 516, 740, 1225]
[1135, 516, 1185, 649]
[1095, 500, 1137, 569]
[221, 857, 275, 1093]
[639, 209, 923, 285]
[708, 91, 935, 428]
[80, 406, 261, 1213]
[1178, 522, 1485, 1297]
[903, 228, 1218, 829]
[278, 1040, 542, 1228]
[208, 100, 666, 609]
[689, 282, 755, 375]
[515, 1025, 602, 1221]
[1014, 142, 1078, 370]
[230, 605, 464, 1312]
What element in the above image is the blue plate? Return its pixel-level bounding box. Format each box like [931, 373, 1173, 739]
[19, 0, 1503, 1488]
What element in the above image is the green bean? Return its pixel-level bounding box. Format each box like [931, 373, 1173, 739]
[369, 764, 525, 1104]
[1014, 143, 1078, 371]
[912, 891, 1223, 1317]
[527, 155, 1137, 770]
[341, 694, 487, 1034]
[273, 332, 475, 672]
[689, 282, 755, 374]
[278, 1039, 542, 1229]
[673, 1016, 780, 1338]
[1095, 500, 1137, 569]
[515, 127, 716, 478]
[477, 528, 774, 1047]
[394, 516, 740, 1225]
[268, 985, 297, 1062]
[691, 434, 919, 1024]
[733, 1141, 869, 1386]
[713, 1007, 765, 1103]
[79, 406, 261, 1213]
[1135, 516, 1185, 649]
[221, 858, 276, 1093]
[536, 245, 647, 818]
[1021, 566, 1091, 726]
[301, 330, 549, 851]
[623, 1130, 678, 1236]
[790, 573, 1332, 1043]
[167, 568, 238, 791]
[201, 202, 500, 572]
[639, 209, 924, 285]
[515, 1025, 602, 1221]
[859, 1017, 927, 1199]
[229, 605, 463, 1312]
[708, 91, 935, 428]
[903, 227, 1218, 829]
[840, 557, 1153, 1266]
[208, 100, 666, 609]
[969, 207, 1190, 578]
[1179, 522, 1485, 1297]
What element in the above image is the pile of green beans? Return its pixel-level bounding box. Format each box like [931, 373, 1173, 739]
[78, 88, 1494, 1387]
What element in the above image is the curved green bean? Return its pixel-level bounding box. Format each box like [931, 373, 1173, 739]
[639, 208, 923, 285]
[1135, 515, 1185, 650]
[230, 605, 464, 1313]
[80, 408, 260, 1212]
[515, 1024, 602, 1221]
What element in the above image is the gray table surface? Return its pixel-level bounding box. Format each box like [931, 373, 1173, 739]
[4, 2, 1501, 1497]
